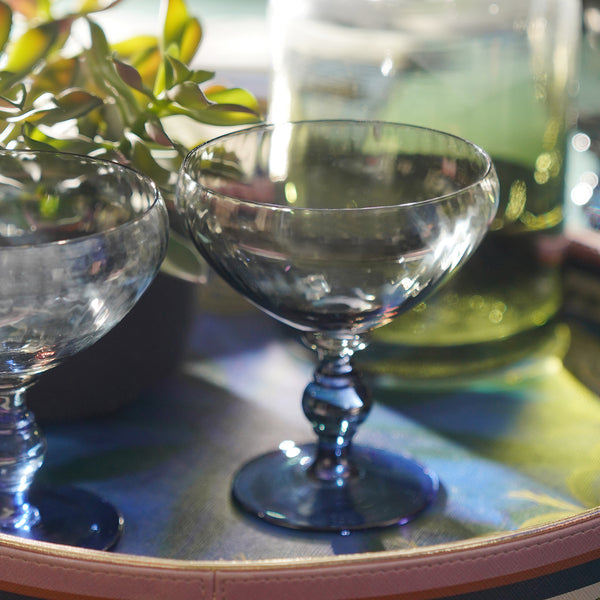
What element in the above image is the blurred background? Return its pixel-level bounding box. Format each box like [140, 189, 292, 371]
[94, 0, 600, 378]
[95, 0, 270, 91]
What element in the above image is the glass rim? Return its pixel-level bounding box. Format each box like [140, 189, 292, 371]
[0, 148, 165, 249]
[181, 119, 497, 213]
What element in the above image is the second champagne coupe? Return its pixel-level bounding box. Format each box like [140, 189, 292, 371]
[0, 150, 168, 548]
[177, 120, 499, 530]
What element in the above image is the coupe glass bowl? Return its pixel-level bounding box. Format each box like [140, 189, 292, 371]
[0, 149, 169, 548]
[177, 120, 499, 530]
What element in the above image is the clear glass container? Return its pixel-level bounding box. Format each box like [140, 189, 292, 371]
[268, 0, 581, 376]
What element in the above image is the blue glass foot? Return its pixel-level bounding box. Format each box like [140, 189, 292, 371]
[19, 486, 124, 550]
[232, 443, 438, 531]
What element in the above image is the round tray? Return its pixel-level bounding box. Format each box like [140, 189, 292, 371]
[1, 282, 599, 599]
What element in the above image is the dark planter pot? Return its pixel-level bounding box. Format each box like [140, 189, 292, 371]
[29, 272, 198, 422]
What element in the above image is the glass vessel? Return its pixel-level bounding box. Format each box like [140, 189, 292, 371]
[177, 120, 499, 530]
[0, 150, 169, 548]
[269, 0, 580, 376]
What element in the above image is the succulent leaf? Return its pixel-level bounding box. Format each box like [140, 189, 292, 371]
[22, 121, 110, 154]
[188, 69, 214, 85]
[161, 53, 175, 90]
[0, 82, 25, 111]
[168, 81, 211, 109]
[129, 134, 172, 186]
[77, 0, 123, 14]
[165, 55, 190, 86]
[145, 117, 173, 147]
[132, 47, 161, 88]
[179, 16, 201, 64]
[0, 2, 12, 55]
[191, 106, 261, 126]
[4, 0, 44, 20]
[50, 88, 103, 120]
[30, 56, 78, 96]
[99, 100, 123, 141]
[4, 21, 59, 76]
[7, 104, 52, 123]
[88, 17, 110, 58]
[163, 0, 189, 53]
[112, 36, 161, 88]
[113, 58, 146, 94]
[112, 35, 159, 59]
[206, 87, 258, 107]
[22, 130, 56, 151]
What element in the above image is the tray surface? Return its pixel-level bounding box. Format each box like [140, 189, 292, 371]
[21, 277, 599, 563]
[0, 273, 598, 600]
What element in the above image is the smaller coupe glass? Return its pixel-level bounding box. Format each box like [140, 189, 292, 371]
[177, 120, 499, 530]
[0, 150, 168, 548]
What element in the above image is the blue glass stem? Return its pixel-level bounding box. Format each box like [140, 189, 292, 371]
[0, 385, 46, 531]
[302, 352, 371, 483]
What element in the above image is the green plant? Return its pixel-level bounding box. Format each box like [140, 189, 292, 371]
[0, 0, 261, 186]
[0, 0, 261, 278]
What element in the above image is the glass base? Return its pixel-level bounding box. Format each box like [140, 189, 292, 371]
[232, 443, 438, 531]
[5, 486, 124, 550]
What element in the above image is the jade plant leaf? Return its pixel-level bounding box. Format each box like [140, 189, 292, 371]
[161, 53, 176, 90]
[7, 89, 102, 124]
[0, 70, 18, 90]
[129, 135, 172, 186]
[4, 0, 47, 20]
[96, 101, 123, 141]
[196, 87, 261, 125]
[85, 21, 140, 120]
[0, 2, 12, 55]
[77, 0, 123, 14]
[167, 81, 211, 109]
[0, 82, 25, 113]
[171, 83, 261, 125]
[49, 88, 103, 120]
[187, 106, 261, 126]
[87, 17, 110, 58]
[178, 16, 201, 64]
[111, 34, 158, 59]
[163, 0, 189, 53]
[155, 0, 201, 95]
[131, 47, 162, 88]
[188, 68, 214, 85]
[4, 20, 59, 77]
[21, 121, 114, 155]
[163, 55, 213, 87]
[113, 58, 147, 94]
[164, 55, 190, 87]
[30, 56, 78, 96]
[21, 122, 58, 150]
[6, 104, 52, 123]
[145, 116, 173, 147]
[206, 86, 260, 110]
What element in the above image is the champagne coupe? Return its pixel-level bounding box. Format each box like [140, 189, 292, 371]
[0, 150, 168, 548]
[177, 120, 499, 530]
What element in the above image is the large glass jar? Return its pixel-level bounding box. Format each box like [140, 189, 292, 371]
[268, 0, 581, 376]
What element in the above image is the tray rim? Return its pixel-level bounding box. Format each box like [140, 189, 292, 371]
[1, 506, 599, 600]
[0, 504, 598, 572]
